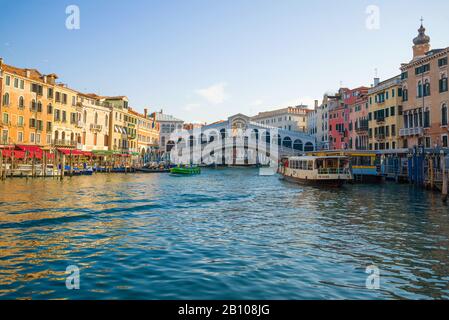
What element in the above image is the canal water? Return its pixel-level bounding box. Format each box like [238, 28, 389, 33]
[0, 168, 448, 300]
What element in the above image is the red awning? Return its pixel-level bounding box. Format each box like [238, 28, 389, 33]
[83, 151, 93, 157]
[2, 150, 26, 159]
[16, 145, 43, 153]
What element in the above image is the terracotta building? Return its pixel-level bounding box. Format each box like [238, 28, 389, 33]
[400, 23, 449, 148]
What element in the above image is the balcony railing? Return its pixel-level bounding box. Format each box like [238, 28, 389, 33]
[355, 126, 369, 133]
[376, 117, 385, 124]
[75, 121, 85, 129]
[399, 127, 424, 137]
[375, 134, 386, 140]
[90, 124, 103, 131]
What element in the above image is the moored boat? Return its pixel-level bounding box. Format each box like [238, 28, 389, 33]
[279, 156, 352, 187]
[170, 166, 201, 175]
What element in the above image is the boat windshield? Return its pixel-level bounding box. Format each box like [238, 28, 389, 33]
[316, 157, 350, 175]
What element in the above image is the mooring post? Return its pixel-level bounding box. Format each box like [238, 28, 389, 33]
[0, 150, 3, 181]
[60, 153, 65, 181]
[441, 151, 447, 202]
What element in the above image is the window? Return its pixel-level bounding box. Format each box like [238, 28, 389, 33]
[62, 111, 67, 122]
[392, 125, 396, 136]
[30, 132, 35, 143]
[390, 106, 395, 116]
[439, 57, 448, 67]
[2, 130, 8, 144]
[46, 122, 52, 132]
[401, 72, 408, 80]
[47, 104, 53, 114]
[31, 83, 43, 96]
[72, 96, 76, 106]
[442, 104, 448, 126]
[48, 88, 54, 99]
[14, 78, 19, 88]
[443, 135, 448, 148]
[54, 109, 61, 121]
[2, 113, 9, 125]
[402, 89, 408, 102]
[62, 94, 67, 104]
[29, 118, 36, 128]
[440, 75, 448, 93]
[415, 64, 430, 75]
[5, 75, 10, 86]
[19, 96, 24, 108]
[18, 116, 24, 127]
[55, 92, 61, 102]
[424, 80, 431, 97]
[417, 81, 423, 98]
[18, 132, 23, 143]
[2, 93, 10, 106]
[424, 109, 430, 128]
[20, 80, 24, 90]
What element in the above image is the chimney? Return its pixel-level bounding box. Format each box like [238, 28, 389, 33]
[25, 69, 31, 78]
[0, 57, 3, 68]
[144, 108, 148, 117]
[374, 78, 380, 87]
[43, 75, 47, 83]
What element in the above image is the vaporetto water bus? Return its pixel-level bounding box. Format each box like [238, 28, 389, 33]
[279, 156, 353, 187]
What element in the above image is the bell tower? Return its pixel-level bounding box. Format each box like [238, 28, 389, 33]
[412, 18, 431, 59]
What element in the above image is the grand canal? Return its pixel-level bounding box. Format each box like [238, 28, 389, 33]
[0, 168, 448, 300]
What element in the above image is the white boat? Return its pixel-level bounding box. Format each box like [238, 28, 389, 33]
[279, 156, 353, 187]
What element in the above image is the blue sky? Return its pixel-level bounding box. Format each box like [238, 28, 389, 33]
[1, 0, 449, 123]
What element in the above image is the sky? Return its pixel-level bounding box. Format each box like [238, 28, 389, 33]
[1, 0, 449, 123]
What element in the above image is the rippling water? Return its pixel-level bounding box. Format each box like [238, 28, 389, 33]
[0, 168, 449, 300]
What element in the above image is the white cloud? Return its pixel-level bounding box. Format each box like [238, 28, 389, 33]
[196, 82, 228, 104]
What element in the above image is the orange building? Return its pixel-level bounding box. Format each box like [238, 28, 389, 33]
[0, 59, 55, 148]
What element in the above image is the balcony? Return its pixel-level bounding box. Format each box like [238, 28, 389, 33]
[399, 127, 424, 137]
[376, 117, 385, 124]
[90, 124, 103, 132]
[355, 125, 369, 133]
[375, 134, 386, 141]
[75, 121, 85, 129]
[52, 139, 78, 147]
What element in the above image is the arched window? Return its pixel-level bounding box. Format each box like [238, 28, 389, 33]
[293, 139, 303, 151]
[47, 103, 53, 114]
[442, 104, 448, 126]
[37, 101, 42, 112]
[18, 96, 24, 108]
[417, 81, 423, 98]
[2, 93, 10, 106]
[282, 136, 292, 149]
[61, 131, 65, 141]
[304, 142, 314, 152]
[424, 80, 431, 97]
[402, 88, 409, 102]
[54, 130, 59, 141]
[440, 74, 448, 93]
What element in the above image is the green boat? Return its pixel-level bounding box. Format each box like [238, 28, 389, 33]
[170, 166, 201, 175]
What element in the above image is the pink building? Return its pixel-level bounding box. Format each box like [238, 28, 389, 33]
[328, 88, 350, 150]
[348, 87, 370, 150]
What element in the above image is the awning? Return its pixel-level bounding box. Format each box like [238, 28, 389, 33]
[2, 149, 26, 159]
[16, 145, 43, 153]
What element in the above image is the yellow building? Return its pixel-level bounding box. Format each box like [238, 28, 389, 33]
[51, 83, 83, 149]
[368, 75, 404, 150]
[133, 108, 159, 155]
[103, 96, 131, 153]
[0, 59, 54, 148]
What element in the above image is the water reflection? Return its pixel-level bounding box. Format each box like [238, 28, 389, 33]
[0, 170, 448, 299]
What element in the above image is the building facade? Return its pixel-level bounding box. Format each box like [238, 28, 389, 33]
[348, 87, 369, 150]
[307, 100, 318, 138]
[368, 76, 404, 150]
[105, 96, 131, 153]
[328, 89, 349, 150]
[251, 105, 310, 132]
[154, 111, 184, 152]
[0, 61, 55, 148]
[316, 95, 330, 150]
[399, 23, 449, 149]
[78, 93, 110, 152]
[132, 108, 159, 154]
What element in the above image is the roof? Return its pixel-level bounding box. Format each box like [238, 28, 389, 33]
[154, 112, 183, 122]
[2, 64, 58, 83]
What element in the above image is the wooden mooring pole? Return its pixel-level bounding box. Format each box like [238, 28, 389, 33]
[441, 151, 447, 203]
[0, 150, 3, 181]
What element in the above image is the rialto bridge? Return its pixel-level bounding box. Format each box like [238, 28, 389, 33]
[167, 114, 316, 166]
